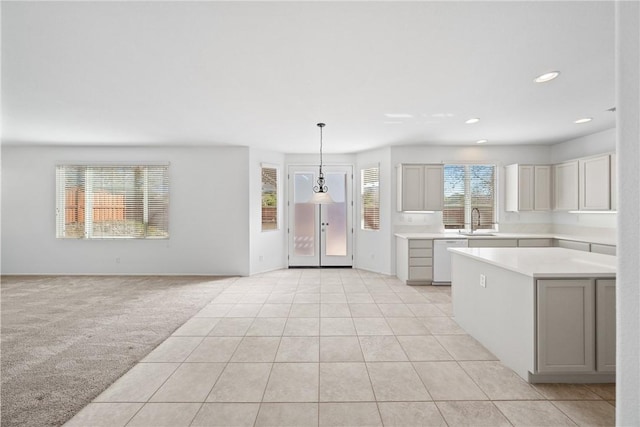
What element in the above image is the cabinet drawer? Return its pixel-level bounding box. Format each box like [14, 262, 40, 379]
[409, 266, 433, 280]
[590, 244, 616, 256]
[518, 239, 553, 247]
[409, 239, 432, 249]
[409, 257, 433, 267]
[556, 240, 590, 252]
[468, 239, 518, 248]
[409, 248, 433, 257]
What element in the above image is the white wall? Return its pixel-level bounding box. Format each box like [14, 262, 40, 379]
[355, 146, 392, 274]
[550, 128, 616, 164]
[1, 145, 251, 275]
[249, 148, 287, 275]
[616, 1, 640, 423]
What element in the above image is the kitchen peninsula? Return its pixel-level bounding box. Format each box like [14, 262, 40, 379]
[449, 247, 616, 383]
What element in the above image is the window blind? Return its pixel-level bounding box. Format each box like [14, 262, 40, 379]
[261, 166, 278, 231]
[361, 166, 380, 230]
[443, 164, 496, 230]
[56, 165, 169, 239]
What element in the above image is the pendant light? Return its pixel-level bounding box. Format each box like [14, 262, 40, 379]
[309, 122, 334, 204]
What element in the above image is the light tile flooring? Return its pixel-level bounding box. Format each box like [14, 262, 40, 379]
[64, 269, 615, 426]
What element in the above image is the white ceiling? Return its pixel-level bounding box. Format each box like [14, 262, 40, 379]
[1, 1, 616, 153]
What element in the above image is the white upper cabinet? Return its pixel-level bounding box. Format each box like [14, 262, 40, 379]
[579, 154, 611, 210]
[553, 161, 579, 211]
[397, 164, 444, 211]
[505, 164, 551, 212]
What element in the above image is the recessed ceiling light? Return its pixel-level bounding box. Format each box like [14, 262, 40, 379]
[476, 139, 488, 144]
[385, 113, 413, 118]
[574, 117, 592, 124]
[465, 118, 480, 124]
[534, 71, 560, 83]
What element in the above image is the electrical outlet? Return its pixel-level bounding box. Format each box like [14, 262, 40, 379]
[116, 257, 121, 264]
[480, 274, 486, 287]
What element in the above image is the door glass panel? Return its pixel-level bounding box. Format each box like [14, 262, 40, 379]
[325, 172, 347, 256]
[294, 173, 315, 256]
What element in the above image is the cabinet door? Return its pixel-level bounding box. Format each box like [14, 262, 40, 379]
[401, 165, 424, 211]
[553, 161, 579, 211]
[518, 165, 534, 211]
[534, 166, 551, 211]
[579, 155, 611, 210]
[424, 165, 444, 211]
[596, 279, 616, 372]
[536, 279, 595, 373]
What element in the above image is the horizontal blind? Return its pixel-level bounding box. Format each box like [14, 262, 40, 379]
[469, 165, 495, 229]
[443, 164, 496, 229]
[56, 165, 169, 239]
[361, 166, 380, 230]
[443, 165, 466, 229]
[261, 167, 278, 231]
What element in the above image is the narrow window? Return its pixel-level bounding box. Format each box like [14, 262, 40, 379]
[361, 166, 380, 230]
[443, 164, 496, 230]
[261, 166, 278, 231]
[56, 164, 169, 239]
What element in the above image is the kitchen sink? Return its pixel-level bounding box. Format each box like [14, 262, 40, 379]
[458, 232, 496, 236]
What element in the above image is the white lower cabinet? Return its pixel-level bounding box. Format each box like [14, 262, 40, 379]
[596, 279, 616, 372]
[396, 237, 433, 284]
[536, 278, 616, 375]
[537, 279, 595, 373]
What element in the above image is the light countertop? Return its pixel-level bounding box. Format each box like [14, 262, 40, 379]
[448, 247, 616, 278]
[394, 232, 616, 246]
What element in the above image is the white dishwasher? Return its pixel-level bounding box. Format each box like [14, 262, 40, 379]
[433, 239, 468, 285]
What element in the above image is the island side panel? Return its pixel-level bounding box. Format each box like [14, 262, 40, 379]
[451, 252, 535, 380]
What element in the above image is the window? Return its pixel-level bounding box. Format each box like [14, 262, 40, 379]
[261, 166, 278, 231]
[56, 164, 169, 239]
[443, 164, 496, 230]
[361, 166, 380, 230]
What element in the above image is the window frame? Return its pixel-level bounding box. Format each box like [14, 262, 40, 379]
[55, 163, 170, 239]
[360, 164, 380, 231]
[261, 163, 280, 232]
[443, 163, 498, 231]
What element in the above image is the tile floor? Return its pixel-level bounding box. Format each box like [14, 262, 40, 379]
[64, 269, 615, 426]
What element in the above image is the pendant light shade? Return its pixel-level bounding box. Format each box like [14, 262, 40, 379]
[310, 122, 334, 204]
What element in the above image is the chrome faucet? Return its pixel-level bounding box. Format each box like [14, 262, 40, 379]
[471, 207, 481, 234]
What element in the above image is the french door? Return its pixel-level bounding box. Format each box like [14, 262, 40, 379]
[288, 165, 353, 267]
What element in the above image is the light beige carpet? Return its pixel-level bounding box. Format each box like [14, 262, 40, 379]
[1, 275, 234, 427]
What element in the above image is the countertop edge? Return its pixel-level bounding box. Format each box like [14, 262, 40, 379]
[448, 247, 616, 278]
[394, 232, 615, 246]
